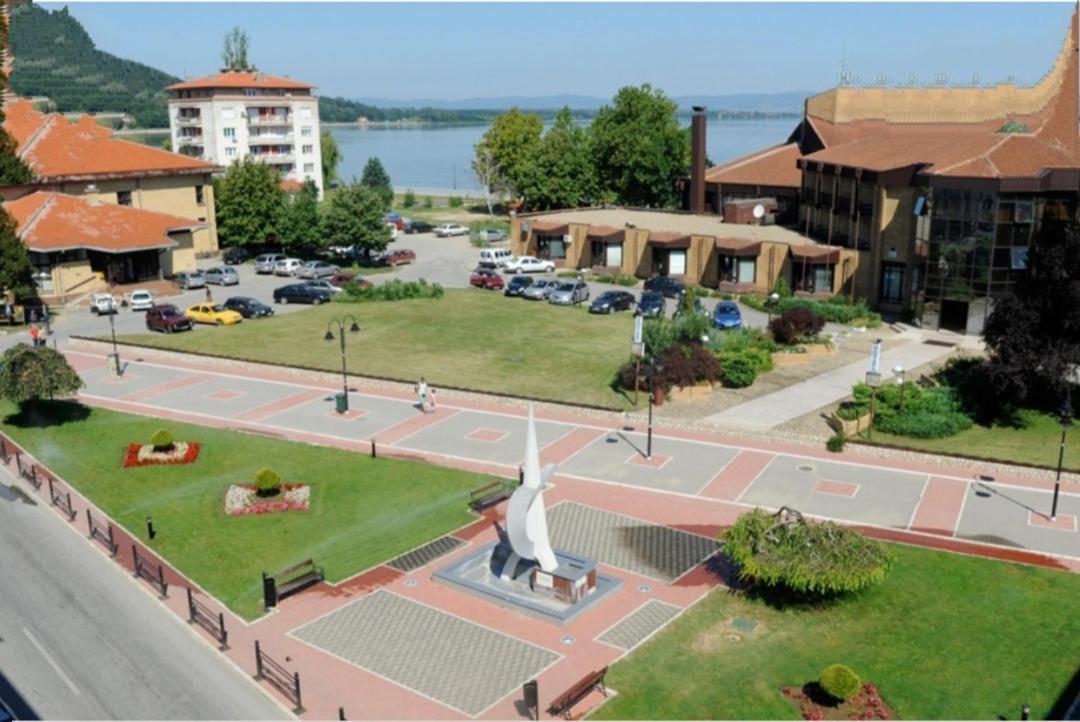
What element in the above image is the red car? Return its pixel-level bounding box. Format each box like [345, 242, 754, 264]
[145, 304, 193, 333]
[470, 268, 505, 290]
[384, 249, 416, 266]
[329, 272, 371, 289]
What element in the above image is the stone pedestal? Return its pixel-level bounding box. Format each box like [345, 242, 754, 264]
[531, 558, 598, 604]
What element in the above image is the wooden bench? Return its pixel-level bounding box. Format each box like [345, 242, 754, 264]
[546, 667, 608, 720]
[469, 481, 512, 510]
[263, 559, 324, 608]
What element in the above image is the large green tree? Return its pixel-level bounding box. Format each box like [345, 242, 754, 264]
[221, 27, 251, 71]
[280, 180, 322, 253]
[321, 183, 392, 261]
[214, 157, 285, 249]
[320, 130, 341, 187]
[360, 157, 393, 210]
[523, 107, 597, 211]
[473, 108, 543, 204]
[0, 344, 83, 409]
[589, 84, 690, 208]
[0, 93, 34, 299]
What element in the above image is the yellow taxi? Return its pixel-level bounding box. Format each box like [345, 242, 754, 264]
[184, 303, 243, 326]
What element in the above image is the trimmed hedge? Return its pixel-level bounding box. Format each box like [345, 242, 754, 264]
[820, 664, 861, 702]
[743, 294, 882, 328]
[255, 468, 281, 497]
[336, 279, 444, 303]
[849, 382, 974, 439]
[826, 432, 846, 452]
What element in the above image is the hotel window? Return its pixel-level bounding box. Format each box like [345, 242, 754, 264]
[195, 185, 205, 206]
[223, 127, 236, 138]
[301, 126, 313, 137]
[303, 163, 315, 173]
[719, 254, 756, 284]
[536, 234, 567, 260]
[302, 145, 314, 154]
[116, 190, 132, 207]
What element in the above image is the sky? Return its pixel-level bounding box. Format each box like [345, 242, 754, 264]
[41, 2, 1076, 102]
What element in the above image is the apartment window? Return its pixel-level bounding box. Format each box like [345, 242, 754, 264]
[244, 89, 257, 97]
[195, 185, 205, 206]
[223, 127, 236, 139]
[225, 147, 237, 158]
[303, 163, 315, 173]
[302, 144, 314, 154]
[301, 126, 313, 137]
[116, 190, 132, 207]
[719, 254, 756, 284]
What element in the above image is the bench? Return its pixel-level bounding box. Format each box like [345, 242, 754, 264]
[469, 481, 512, 510]
[546, 667, 608, 720]
[263, 559, 324, 608]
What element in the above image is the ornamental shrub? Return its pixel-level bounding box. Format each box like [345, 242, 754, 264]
[255, 468, 281, 497]
[819, 664, 861, 702]
[337, 278, 444, 303]
[719, 351, 760, 388]
[826, 432, 846, 453]
[150, 429, 174, 451]
[616, 344, 721, 394]
[769, 307, 825, 345]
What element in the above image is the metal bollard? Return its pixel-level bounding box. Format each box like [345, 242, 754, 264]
[254, 640, 264, 679]
[371, 439, 377, 458]
[338, 707, 346, 721]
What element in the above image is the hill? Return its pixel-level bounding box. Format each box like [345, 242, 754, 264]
[356, 92, 815, 114]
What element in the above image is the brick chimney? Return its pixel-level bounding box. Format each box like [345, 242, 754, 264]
[689, 106, 707, 214]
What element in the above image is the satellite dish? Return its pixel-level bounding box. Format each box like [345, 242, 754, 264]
[753, 204, 766, 219]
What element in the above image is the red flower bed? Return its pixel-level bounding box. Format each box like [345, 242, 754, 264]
[122, 442, 201, 468]
[225, 483, 310, 516]
[782, 683, 895, 721]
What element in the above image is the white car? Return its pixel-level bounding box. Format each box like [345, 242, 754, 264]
[434, 223, 469, 237]
[504, 256, 556, 274]
[273, 258, 303, 276]
[126, 289, 154, 311]
[297, 260, 339, 279]
[89, 293, 118, 315]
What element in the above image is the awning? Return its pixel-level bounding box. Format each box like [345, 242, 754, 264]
[648, 231, 692, 248]
[790, 245, 841, 264]
[531, 220, 570, 235]
[586, 225, 625, 243]
[714, 236, 762, 257]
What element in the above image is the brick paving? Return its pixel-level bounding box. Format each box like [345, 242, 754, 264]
[597, 600, 681, 651]
[387, 535, 465, 573]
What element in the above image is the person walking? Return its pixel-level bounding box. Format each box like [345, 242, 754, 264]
[29, 323, 40, 348]
[205, 286, 213, 303]
[428, 386, 437, 412]
[416, 377, 429, 413]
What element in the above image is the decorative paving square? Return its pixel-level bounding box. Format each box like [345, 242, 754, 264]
[467, 428, 508, 443]
[547, 502, 718, 582]
[813, 479, 859, 497]
[598, 600, 680, 651]
[957, 484, 1080, 558]
[627, 453, 672, 469]
[1027, 511, 1077, 532]
[387, 535, 465, 573]
[262, 393, 419, 440]
[291, 590, 559, 716]
[327, 408, 366, 420]
[207, 389, 244, 401]
[393, 410, 573, 466]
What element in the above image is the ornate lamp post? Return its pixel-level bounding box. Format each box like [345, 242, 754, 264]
[107, 304, 122, 377]
[767, 291, 780, 325]
[893, 364, 906, 412]
[1051, 393, 1073, 522]
[646, 356, 664, 460]
[324, 315, 361, 413]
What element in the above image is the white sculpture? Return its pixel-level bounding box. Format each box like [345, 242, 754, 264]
[506, 405, 558, 573]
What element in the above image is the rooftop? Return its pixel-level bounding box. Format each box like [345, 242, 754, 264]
[703, 142, 802, 188]
[167, 70, 314, 92]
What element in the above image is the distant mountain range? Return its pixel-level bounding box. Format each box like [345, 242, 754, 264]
[354, 92, 816, 114]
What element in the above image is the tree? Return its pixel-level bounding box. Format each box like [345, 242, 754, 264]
[214, 157, 286, 249]
[0, 94, 34, 299]
[471, 144, 504, 217]
[589, 84, 690, 208]
[221, 27, 251, 71]
[0, 344, 83, 409]
[280, 180, 322, 253]
[473, 108, 542, 204]
[0, 91, 32, 186]
[523, 107, 597, 211]
[359, 157, 393, 210]
[321, 183, 392, 261]
[320, 131, 341, 187]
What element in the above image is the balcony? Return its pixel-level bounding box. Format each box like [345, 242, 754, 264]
[177, 135, 203, 146]
[174, 115, 201, 126]
[249, 133, 294, 144]
[247, 115, 292, 126]
[253, 152, 295, 164]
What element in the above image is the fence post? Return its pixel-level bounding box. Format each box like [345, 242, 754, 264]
[47, 476, 54, 503]
[254, 640, 264, 679]
[219, 612, 229, 650]
[157, 564, 167, 598]
[132, 544, 140, 578]
[186, 587, 196, 623]
[107, 523, 116, 557]
[86, 508, 93, 538]
[65, 492, 74, 521]
[338, 707, 346, 721]
[30, 464, 37, 487]
[293, 671, 303, 713]
[371, 439, 377, 458]
[262, 572, 277, 609]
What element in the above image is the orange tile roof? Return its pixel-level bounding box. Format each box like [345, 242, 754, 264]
[3, 192, 203, 253]
[3, 99, 217, 181]
[280, 178, 304, 193]
[167, 71, 313, 92]
[704, 143, 802, 188]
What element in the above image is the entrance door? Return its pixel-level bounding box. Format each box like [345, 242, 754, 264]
[669, 250, 687, 275]
[606, 243, 623, 268]
[940, 299, 969, 333]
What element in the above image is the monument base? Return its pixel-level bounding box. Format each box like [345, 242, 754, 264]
[433, 541, 621, 626]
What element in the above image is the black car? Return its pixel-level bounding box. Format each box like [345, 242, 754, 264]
[273, 283, 331, 305]
[223, 296, 275, 318]
[222, 247, 249, 265]
[404, 220, 434, 234]
[589, 290, 635, 314]
[637, 291, 666, 319]
[504, 275, 534, 297]
[644, 275, 685, 298]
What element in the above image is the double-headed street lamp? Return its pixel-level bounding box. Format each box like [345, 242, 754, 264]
[1051, 393, 1073, 522]
[324, 315, 361, 414]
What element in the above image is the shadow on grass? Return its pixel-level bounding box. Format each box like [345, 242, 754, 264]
[1049, 664, 1080, 720]
[3, 399, 91, 429]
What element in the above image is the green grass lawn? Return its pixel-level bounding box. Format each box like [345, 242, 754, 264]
[856, 408, 1080, 472]
[1, 401, 488, 620]
[592, 544, 1080, 720]
[112, 289, 637, 410]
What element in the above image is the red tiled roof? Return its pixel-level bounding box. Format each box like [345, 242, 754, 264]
[3, 192, 202, 253]
[704, 143, 802, 188]
[531, 220, 569, 234]
[647, 231, 691, 248]
[167, 71, 314, 92]
[3, 99, 217, 181]
[715, 237, 762, 256]
[586, 225, 625, 241]
[281, 179, 304, 193]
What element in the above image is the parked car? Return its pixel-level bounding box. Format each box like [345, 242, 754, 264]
[644, 275, 685, 298]
[504, 275, 534, 297]
[384, 249, 416, 266]
[204, 266, 240, 286]
[637, 291, 666, 319]
[521, 278, 560, 301]
[273, 258, 303, 276]
[145, 304, 193, 333]
[477, 228, 507, 243]
[589, 290, 635, 314]
[126, 289, 154, 311]
[255, 253, 287, 274]
[297, 260, 339, 279]
[304, 279, 345, 294]
[184, 303, 243, 326]
[548, 280, 589, 306]
[222, 296, 274, 319]
[222, 247, 249, 265]
[385, 212, 405, 230]
[273, 283, 331, 305]
[712, 301, 743, 330]
[434, 223, 469, 237]
[470, 268, 505, 290]
[89, 293, 118, 315]
[504, 256, 556, 274]
[404, 220, 434, 234]
[329, 272, 371, 290]
[174, 271, 205, 290]
[478, 248, 513, 269]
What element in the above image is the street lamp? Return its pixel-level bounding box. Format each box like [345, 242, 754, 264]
[324, 315, 361, 413]
[646, 356, 664, 460]
[893, 364, 906, 412]
[767, 291, 780, 324]
[107, 306, 122, 377]
[1051, 393, 1073, 521]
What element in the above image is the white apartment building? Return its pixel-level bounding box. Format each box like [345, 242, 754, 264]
[166, 70, 324, 197]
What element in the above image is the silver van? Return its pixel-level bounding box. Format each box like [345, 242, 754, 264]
[478, 248, 513, 269]
[255, 253, 287, 274]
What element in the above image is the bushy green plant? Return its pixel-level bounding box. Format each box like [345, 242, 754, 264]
[150, 429, 174, 451]
[773, 277, 792, 298]
[402, 189, 416, 208]
[718, 352, 760, 388]
[337, 279, 444, 303]
[423, 196, 433, 208]
[448, 196, 464, 208]
[826, 432, 846, 453]
[819, 664, 861, 702]
[593, 273, 638, 287]
[742, 294, 882, 328]
[617, 343, 721, 393]
[254, 468, 281, 497]
[643, 319, 680, 358]
[851, 381, 974, 439]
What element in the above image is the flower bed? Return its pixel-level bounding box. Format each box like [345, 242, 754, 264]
[123, 442, 200, 468]
[225, 483, 311, 516]
[782, 682, 895, 721]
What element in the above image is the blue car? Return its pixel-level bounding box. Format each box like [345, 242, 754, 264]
[713, 301, 742, 330]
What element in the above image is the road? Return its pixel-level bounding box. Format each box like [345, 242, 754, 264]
[0, 467, 289, 721]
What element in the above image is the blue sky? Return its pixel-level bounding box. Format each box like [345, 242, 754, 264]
[43, 2, 1075, 101]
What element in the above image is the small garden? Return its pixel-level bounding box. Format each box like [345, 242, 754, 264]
[742, 285, 882, 329]
[334, 278, 444, 303]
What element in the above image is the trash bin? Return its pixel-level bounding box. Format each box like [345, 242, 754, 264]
[335, 392, 348, 414]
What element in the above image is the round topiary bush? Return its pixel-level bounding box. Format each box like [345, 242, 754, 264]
[255, 468, 282, 497]
[826, 432, 846, 453]
[150, 429, 174, 451]
[819, 664, 861, 702]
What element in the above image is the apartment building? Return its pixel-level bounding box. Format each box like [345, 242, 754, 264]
[167, 71, 323, 196]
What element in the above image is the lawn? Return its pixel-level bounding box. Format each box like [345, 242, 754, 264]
[856, 408, 1080, 472]
[1, 401, 488, 620]
[593, 544, 1080, 720]
[111, 289, 637, 410]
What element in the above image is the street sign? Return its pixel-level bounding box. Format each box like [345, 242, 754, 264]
[632, 342, 645, 358]
[633, 314, 643, 345]
[865, 371, 882, 387]
[869, 339, 882, 374]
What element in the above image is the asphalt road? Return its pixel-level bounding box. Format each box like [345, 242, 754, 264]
[0, 467, 290, 721]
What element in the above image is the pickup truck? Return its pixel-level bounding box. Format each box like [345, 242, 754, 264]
[89, 293, 119, 315]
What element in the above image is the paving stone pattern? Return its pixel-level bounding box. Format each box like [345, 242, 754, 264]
[387, 535, 464, 573]
[598, 600, 681, 651]
[291, 590, 559, 716]
[547, 502, 719, 582]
